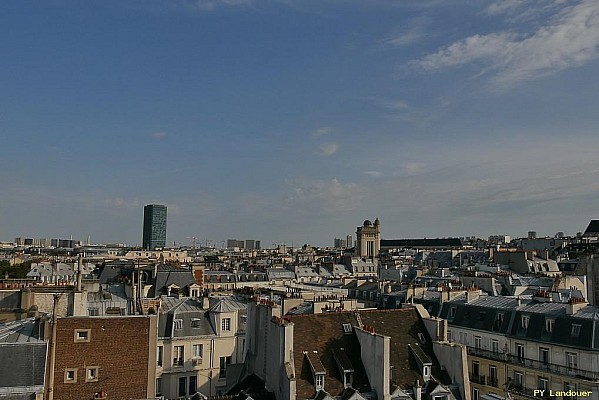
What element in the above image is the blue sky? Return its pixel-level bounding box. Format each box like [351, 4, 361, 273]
[2, 0, 599, 247]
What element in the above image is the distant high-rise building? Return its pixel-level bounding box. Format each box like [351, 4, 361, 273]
[334, 238, 347, 248]
[245, 239, 256, 250]
[346, 235, 353, 248]
[143, 204, 167, 250]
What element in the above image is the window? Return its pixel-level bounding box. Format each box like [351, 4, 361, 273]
[539, 347, 550, 367]
[74, 329, 91, 343]
[472, 388, 479, 400]
[447, 330, 453, 342]
[189, 375, 197, 395]
[174, 319, 183, 330]
[219, 356, 231, 378]
[156, 378, 162, 396]
[566, 352, 578, 374]
[545, 318, 555, 333]
[191, 318, 202, 328]
[342, 323, 352, 334]
[564, 382, 576, 400]
[89, 308, 99, 316]
[493, 313, 504, 331]
[489, 365, 498, 387]
[315, 374, 324, 389]
[471, 361, 480, 377]
[521, 315, 530, 329]
[513, 371, 523, 389]
[571, 324, 581, 337]
[538, 377, 548, 391]
[173, 345, 184, 366]
[449, 307, 457, 320]
[86, 367, 99, 382]
[193, 344, 203, 358]
[516, 343, 525, 363]
[64, 369, 77, 383]
[179, 377, 187, 397]
[473, 336, 482, 350]
[157, 346, 163, 367]
[222, 318, 231, 331]
[478, 311, 486, 321]
[491, 339, 499, 354]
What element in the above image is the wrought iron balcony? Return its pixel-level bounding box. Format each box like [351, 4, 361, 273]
[466, 347, 599, 382]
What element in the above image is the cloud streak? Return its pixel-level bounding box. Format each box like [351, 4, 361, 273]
[318, 142, 339, 156]
[411, 0, 599, 87]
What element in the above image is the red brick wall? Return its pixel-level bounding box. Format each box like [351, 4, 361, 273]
[53, 316, 152, 400]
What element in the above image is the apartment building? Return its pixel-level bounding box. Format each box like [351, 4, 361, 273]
[440, 293, 599, 400]
[156, 296, 247, 399]
[47, 315, 157, 400]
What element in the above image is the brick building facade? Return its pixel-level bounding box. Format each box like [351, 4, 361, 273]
[48, 315, 157, 400]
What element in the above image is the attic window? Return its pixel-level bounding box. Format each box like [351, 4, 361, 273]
[493, 313, 504, 331]
[521, 315, 530, 329]
[546, 319, 555, 333]
[191, 319, 201, 328]
[342, 324, 352, 334]
[449, 307, 457, 320]
[571, 324, 581, 337]
[418, 332, 426, 344]
[174, 319, 183, 330]
[479, 311, 486, 321]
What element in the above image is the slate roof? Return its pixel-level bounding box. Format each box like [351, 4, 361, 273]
[443, 297, 599, 350]
[0, 342, 46, 388]
[381, 239, 463, 249]
[158, 298, 215, 338]
[287, 312, 371, 399]
[584, 220, 599, 235]
[266, 268, 296, 280]
[0, 318, 44, 344]
[209, 297, 247, 313]
[151, 265, 197, 297]
[359, 309, 450, 389]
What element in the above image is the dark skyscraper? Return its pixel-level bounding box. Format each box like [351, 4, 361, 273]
[143, 204, 167, 250]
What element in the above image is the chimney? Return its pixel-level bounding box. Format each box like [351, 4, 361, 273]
[413, 380, 422, 400]
[202, 296, 210, 309]
[566, 297, 587, 315]
[465, 289, 480, 304]
[76, 254, 83, 292]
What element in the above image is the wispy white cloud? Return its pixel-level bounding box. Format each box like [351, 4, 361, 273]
[386, 31, 423, 47]
[411, 0, 599, 87]
[318, 142, 339, 156]
[312, 126, 334, 136]
[151, 131, 167, 138]
[363, 170, 382, 177]
[285, 178, 366, 213]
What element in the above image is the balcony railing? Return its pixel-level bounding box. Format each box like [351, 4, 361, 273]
[469, 374, 486, 385]
[466, 346, 599, 382]
[488, 377, 499, 388]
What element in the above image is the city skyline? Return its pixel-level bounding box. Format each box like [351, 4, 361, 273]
[2, 0, 599, 247]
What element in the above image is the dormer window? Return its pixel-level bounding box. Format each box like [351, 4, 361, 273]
[521, 315, 530, 329]
[315, 374, 325, 390]
[222, 318, 231, 331]
[191, 319, 201, 328]
[571, 324, 581, 337]
[342, 323, 352, 334]
[493, 313, 504, 331]
[174, 319, 183, 330]
[449, 307, 457, 320]
[546, 319, 555, 333]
